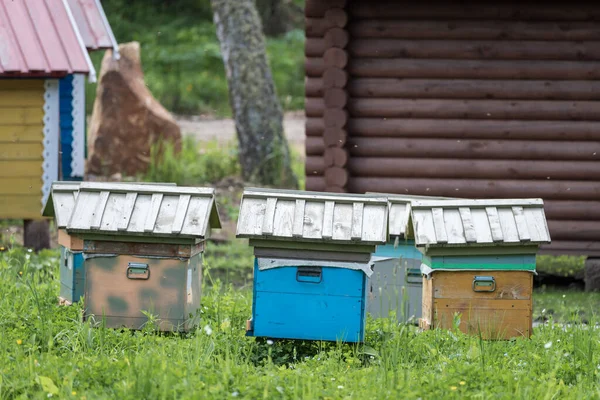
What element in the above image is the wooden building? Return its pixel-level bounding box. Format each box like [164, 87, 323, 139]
[412, 198, 551, 339]
[57, 182, 221, 331]
[236, 188, 388, 342]
[304, 0, 600, 258]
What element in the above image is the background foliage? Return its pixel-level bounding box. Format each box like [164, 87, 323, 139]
[86, 0, 306, 115]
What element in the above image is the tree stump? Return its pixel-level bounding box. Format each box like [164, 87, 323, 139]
[584, 257, 600, 292]
[23, 220, 50, 251]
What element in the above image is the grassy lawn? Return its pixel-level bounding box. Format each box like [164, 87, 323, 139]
[1, 246, 599, 399]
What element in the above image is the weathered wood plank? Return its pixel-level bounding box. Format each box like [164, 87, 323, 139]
[486, 207, 504, 242]
[90, 191, 110, 230]
[118, 192, 138, 231]
[512, 206, 531, 242]
[171, 194, 191, 234]
[351, 202, 364, 240]
[292, 199, 306, 237]
[431, 207, 448, 244]
[459, 207, 477, 243]
[322, 200, 335, 239]
[143, 193, 163, 232]
[262, 197, 277, 235]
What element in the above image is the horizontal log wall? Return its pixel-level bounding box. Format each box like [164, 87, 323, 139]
[304, 1, 600, 256]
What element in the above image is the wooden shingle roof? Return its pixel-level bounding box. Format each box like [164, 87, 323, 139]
[237, 188, 388, 245]
[411, 198, 551, 248]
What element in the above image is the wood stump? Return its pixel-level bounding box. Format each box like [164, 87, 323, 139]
[584, 257, 600, 292]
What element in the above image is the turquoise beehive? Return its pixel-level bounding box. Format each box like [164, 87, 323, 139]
[237, 188, 389, 342]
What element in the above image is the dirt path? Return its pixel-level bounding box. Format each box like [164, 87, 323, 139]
[175, 111, 307, 154]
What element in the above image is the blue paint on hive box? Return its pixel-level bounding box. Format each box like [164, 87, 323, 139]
[59, 75, 75, 180]
[59, 247, 85, 303]
[369, 240, 423, 322]
[249, 259, 367, 342]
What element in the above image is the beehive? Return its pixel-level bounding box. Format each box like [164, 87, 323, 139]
[43, 181, 177, 305]
[413, 199, 551, 339]
[237, 188, 388, 342]
[367, 193, 456, 324]
[61, 182, 220, 331]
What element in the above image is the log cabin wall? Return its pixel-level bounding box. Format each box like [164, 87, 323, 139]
[304, 1, 600, 256]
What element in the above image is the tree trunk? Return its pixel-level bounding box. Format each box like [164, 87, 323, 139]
[23, 220, 50, 251]
[584, 257, 600, 292]
[255, 0, 303, 36]
[211, 0, 298, 188]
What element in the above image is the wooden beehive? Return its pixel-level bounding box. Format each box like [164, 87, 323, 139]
[413, 198, 551, 339]
[43, 181, 177, 305]
[61, 182, 220, 332]
[236, 188, 388, 342]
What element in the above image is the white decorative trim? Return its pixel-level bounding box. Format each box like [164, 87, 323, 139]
[70, 74, 86, 178]
[42, 80, 60, 206]
[94, 0, 120, 60]
[61, 0, 97, 83]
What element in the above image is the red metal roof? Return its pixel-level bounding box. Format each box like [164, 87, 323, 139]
[0, 0, 91, 78]
[67, 0, 119, 55]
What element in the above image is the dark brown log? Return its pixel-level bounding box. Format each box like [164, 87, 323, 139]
[324, 28, 350, 49]
[324, 8, 348, 28]
[323, 127, 347, 147]
[348, 78, 600, 101]
[347, 178, 600, 201]
[324, 89, 348, 108]
[349, 20, 600, 40]
[349, 59, 600, 80]
[544, 201, 600, 221]
[327, 185, 348, 193]
[306, 19, 334, 38]
[349, 39, 600, 61]
[305, 117, 324, 137]
[324, 48, 348, 68]
[306, 136, 325, 155]
[347, 98, 600, 121]
[305, 0, 347, 18]
[305, 38, 326, 57]
[547, 220, 600, 241]
[305, 98, 324, 117]
[305, 57, 325, 77]
[348, 3, 600, 21]
[325, 167, 349, 187]
[347, 118, 600, 141]
[23, 219, 50, 251]
[324, 147, 349, 167]
[323, 68, 348, 88]
[305, 78, 324, 98]
[306, 155, 326, 174]
[345, 137, 600, 161]
[346, 157, 600, 180]
[306, 175, 326, 191]
[540, 241, 600, 257]
[324, 109, 348, 128]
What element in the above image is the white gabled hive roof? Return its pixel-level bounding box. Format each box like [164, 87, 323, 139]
[237, 188, 389, 245]
[65, 182, 220, 240]
[411, 198, 551, 248]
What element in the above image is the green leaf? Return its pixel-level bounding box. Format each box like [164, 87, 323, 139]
[37, 376, 59, 395]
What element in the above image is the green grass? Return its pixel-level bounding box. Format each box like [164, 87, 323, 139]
[85, 1, 305, 116]
[1, 246, 599, 398]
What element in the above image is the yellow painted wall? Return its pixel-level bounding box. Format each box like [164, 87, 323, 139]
[0, 79, 45, 219]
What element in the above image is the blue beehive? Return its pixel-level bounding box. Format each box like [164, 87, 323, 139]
[237, 188, 389, 342]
